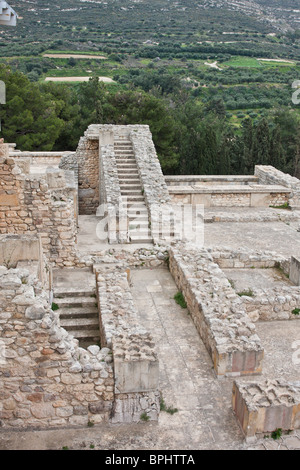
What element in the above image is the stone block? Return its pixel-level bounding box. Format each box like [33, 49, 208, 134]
[0, 192, 19, 206]
[290, 257, 300, 286]
[233, 380, 300, 440]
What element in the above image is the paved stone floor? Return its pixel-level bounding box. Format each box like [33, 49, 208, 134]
[204, 218, 300, 259]
[222, 267, 292, 292]
[2, 266, 300, 450]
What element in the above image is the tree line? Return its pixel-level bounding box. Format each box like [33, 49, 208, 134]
[0, 65, 299, 178]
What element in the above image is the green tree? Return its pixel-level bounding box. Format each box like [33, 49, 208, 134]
[0, 65, 63, 150]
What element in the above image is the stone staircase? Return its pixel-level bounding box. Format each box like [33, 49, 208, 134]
[114, 137, 153, 243]
[53, 287, 100, 348]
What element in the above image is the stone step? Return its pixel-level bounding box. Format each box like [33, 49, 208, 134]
[120, 189, 143, 196]
[60, 317, 99, 329]
[66, 329, 100, 340]
[54, 288, 96, 298]
[120, 178, 141, 184]
[120, 185, 142, 191]
[59, 306, 98, 318]
[117, 171, 139, 176]
[129, 220, 150, 229]
[116, 164, 138, 169]
[123, 197, 145, 203]
[54, 297, 98, 308]
[129, 236, 153, 244]
[115, 157, 135, 161]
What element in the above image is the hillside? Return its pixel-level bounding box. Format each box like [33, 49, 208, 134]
[1, 0, 299, 58]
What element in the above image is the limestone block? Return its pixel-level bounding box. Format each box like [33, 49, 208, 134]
[113, 334, 159, 394]
[233, 380, 300, 441]
[0, 192, 19, 206]
[290, 257, 300, 286]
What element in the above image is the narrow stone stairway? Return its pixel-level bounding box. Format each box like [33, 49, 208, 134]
[114, 137, 153, 243]
[53, 287, 100, 348]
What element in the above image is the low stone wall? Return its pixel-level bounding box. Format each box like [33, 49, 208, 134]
[209, 248, 288, 271]
[241, 286, 300, 322]
[95, 267, 160, 422]
[0, 267, 114, 429]
[130, 126, 171, 207]
[165, 175, 259, 186]
[79, 245, 169, 270]
[9, 151, 71, 169]
[209, 248, 300, 322]
[169, 186, 290, 208]
[169, 243, 264, 378]
[255, 165, 300, 209]
[233, 379, 300, 441]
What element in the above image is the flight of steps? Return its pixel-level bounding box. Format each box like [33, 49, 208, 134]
[114, 137, 153, 244]
[53, 287, 100, 349]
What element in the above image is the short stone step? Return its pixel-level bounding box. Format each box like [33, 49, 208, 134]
[60, 317, 99, 329]
[120, 184, 142, 190]
[117, 164, 138, 169]
[59, 306, 98, 318]
[129, 221, 150, 229]
[120, 179, 141, 184]
[54, 288, 96, 298]
[54, 297, 98, 308]
[66, 329, 100, 340]
[121, 190, 143, 196]
[129, 236, 153, 244]
[115, 157, 136, 162]
[117, 171, 139, 176]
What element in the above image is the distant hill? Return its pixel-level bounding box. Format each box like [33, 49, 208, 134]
[0, 0, 299, 57]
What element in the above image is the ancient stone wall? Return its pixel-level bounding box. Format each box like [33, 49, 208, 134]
[255, 165, 300, 209]
[169, 243, 264, 378]
[241, 286, 300, 322]
[130, 126, 171, 207]
[0, 267, 114, 428]
[0, 155, 77, 267]
[75, 131, 99, 215]
[95, 267, 160, 422]
[169, 189, 290, 208]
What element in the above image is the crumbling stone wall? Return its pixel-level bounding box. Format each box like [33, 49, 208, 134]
[75, 129, 99, 215]
[0, 267, 114, 429]
[0, 155, 77, 267]
[255, 165, 300, 209]
[169, 243, 264, 378]
[95, 267, 160, 423]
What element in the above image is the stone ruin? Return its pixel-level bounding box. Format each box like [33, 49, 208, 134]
[1, 125, 300, 442]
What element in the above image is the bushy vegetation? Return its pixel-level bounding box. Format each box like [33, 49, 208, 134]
[0, 63, 300, 178]
[0, 1, 299, 178]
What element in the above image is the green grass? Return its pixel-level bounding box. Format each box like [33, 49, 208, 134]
[237, 289, 254, 297]
[292, 308, 300, 316]
[140, 412, 150, 422]
[160, 396, 178, 415]
[269, 202, 291, 210]
[174, 291, 187, 308]
[271, 428, 282, 440]
[51, 302, 59, 311]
